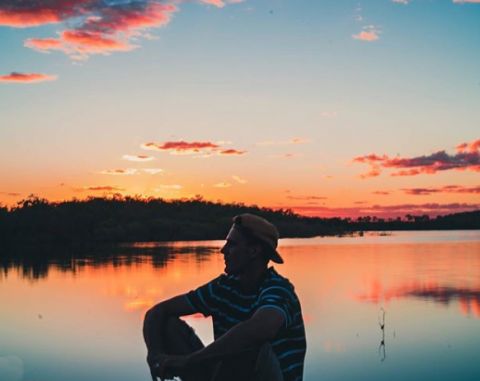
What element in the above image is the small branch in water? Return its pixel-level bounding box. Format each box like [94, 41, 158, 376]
[378, 307, 386, 362]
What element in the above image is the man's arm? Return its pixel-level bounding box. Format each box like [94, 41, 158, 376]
[188, 307, 285, 364]
[143, 294, 196, 354]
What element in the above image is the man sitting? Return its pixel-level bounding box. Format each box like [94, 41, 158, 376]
[143, 213, 307, 381]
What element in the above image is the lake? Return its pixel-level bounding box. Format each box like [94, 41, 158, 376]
[1, 230, 480, 381]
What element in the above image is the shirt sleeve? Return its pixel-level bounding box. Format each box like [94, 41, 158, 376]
[185, 276, 221, 317]
[256, 284, 295, 328]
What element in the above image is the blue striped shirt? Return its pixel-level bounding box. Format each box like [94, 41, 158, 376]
[186, 267, 307, 381]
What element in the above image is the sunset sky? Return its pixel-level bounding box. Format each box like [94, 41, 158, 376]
[0, 0, 479, 218]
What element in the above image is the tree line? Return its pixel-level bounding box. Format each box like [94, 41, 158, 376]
[0, 195, 478, 246]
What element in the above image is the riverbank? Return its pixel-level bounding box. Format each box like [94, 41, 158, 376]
[0, 195, 478, 245]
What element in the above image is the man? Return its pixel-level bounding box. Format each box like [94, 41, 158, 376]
[143, 213, 306, 381]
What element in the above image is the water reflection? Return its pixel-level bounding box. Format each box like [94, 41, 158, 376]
[0, 242, 220, 281]
[1, 231, 480, 381]
[357, 282, 480, 319]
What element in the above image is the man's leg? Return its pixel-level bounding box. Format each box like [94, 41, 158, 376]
[211, 343, 283, 381]
[163, 317, 205, 355]
[143, 315, 209, 380]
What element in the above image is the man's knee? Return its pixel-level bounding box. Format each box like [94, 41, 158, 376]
[165, 317, 204, 354]
[143, 304, 163, 331]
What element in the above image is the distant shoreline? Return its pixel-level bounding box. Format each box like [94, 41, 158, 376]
[1, 196, 478, 246]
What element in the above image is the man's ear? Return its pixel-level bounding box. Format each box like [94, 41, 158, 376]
[249, 244, 262, 259]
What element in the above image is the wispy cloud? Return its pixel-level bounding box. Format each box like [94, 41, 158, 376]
[354, 139, 480, 178]
[402, 185, 480, 195]
[353, 25, 380, 42]
[142, 168, 163, 175]
[232, 175, 247, 184]
[269, 153, 303, 159]
[142, 141, 220, 154]
[214, 182, 232, 188]
[79, 185, 125, 192]
[155, 184, 182, 190]
[372, 190, 391, 196]
[353, 5, 363, 22]
[289, 203, 480, 219]
[0, 72, 57, 83]
[256, 138, 310, 146]
[218, 149, 246, 155]
[0, 192, 21, 197]
[286, 195, 327, 201]
[392, 0, 410, 4]
[200, 0, 226, 7]
[122, 154, 155, 162]
[142, 140, 246, 157]
[99, 168, 139, 175]
[453, 0, 480, 3]
[24, 38, 63, 52]
[200, 0, 245, 7]
[99, 167, 162, 175]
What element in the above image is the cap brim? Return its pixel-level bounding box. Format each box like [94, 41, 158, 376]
[270, 250, 284, 264]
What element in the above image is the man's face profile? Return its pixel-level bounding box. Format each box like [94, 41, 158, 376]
[220, 226, 254, 275]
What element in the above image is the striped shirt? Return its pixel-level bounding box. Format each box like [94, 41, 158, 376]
[185, 267, 306, 381]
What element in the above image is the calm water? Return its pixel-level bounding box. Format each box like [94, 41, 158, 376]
[1, 230, 480, 381]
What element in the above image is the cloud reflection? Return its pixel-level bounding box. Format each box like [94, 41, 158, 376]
[356, 281, 480, 319]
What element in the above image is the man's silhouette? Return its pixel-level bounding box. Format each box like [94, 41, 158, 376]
[143, 213, 306, 381]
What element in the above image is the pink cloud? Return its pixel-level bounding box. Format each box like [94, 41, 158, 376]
[83, 186, 125, 192]
[82, 2, 175, 33]
[0, 1, 237, 60]
[288, 202, 479, 219]
[219, 149, 246, 155]
[99, 168, 138, 176]
[61, 30, 133, 53]
[143, 141, 219, 153]
[0, 0, 83, 27]
[402, 185, 480, 195]
[0, 72, 57, 83]
[142, 140, 245, 157]
[286, 195, 328, 201]
[359, 167, 382, 179]
[352, 26, 380, 42]
[24, 38, 63, 51]
[457, 139, 480, 153]
[122, 154, 155, 162]
[22, 2, 176, 59]
[200, 0, 225, 7]
[354, 139, 480, 178]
